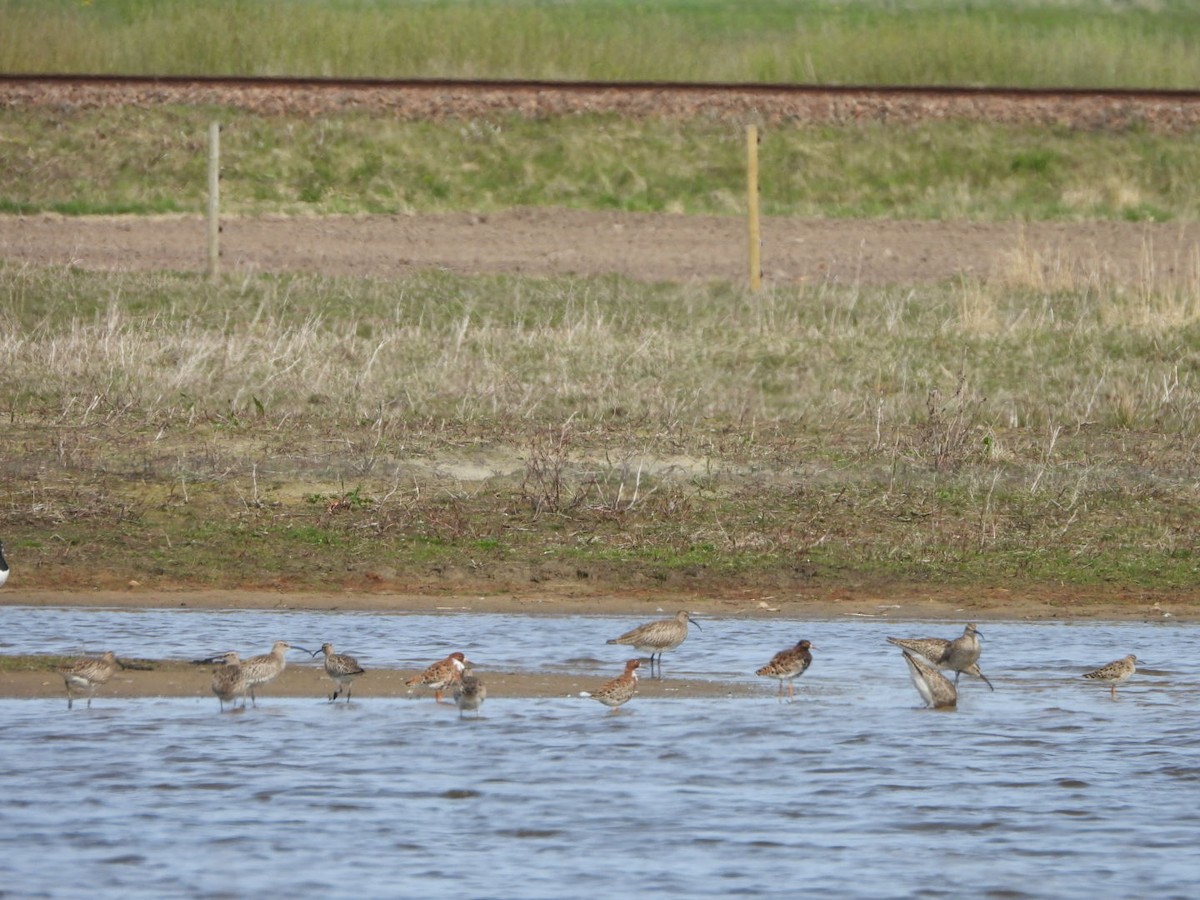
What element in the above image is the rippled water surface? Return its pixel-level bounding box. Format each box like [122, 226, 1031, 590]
[1, 607, 1197, 898]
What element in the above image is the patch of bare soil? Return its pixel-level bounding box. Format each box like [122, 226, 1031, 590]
[3, 211, 1198, 287]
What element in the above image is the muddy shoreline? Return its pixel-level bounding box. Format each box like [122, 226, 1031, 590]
[0, 661, 758, 703]
[4, 584, 1194, 620]
[1, 585, 1189, 701]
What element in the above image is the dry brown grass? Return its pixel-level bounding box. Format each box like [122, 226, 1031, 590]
[1, 261, 1199, 594]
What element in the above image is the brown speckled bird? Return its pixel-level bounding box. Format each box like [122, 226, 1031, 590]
[453, 672, 487, 719]
[316, 643, 366, 703]
[210, 651, 247, 712]
[58, 650, 123, 710]
[1083, 654, 1138, 700]
[756, 639, 815, 702]
[406, 652, 471, 704]
[241, 641, 309, 707]
[583, 659, 641, 713]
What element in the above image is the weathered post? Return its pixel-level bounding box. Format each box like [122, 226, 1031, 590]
[207, 121, 220, 281]
[746, 124, 762, 292]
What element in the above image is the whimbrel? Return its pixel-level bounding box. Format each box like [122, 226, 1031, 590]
[241, 641, 308, 706]
[210, 651, 247, 712]
[58, 651, 123, 709]
[315, 643, 366, 703]
[887, 623, 993, 690]
[606, 610, 700, 678]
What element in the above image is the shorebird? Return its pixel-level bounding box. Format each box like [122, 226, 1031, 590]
[886, 623, 993, 690]
[901, 649, 958, 710]
[0, 540, 9, 588]
[453, 672, 487, 719]
[209, 651, 247, 712]
[58, 650, 123, 709]
[581, 659, 641, 713]
[1083, 654, 1138, 699]
[315, 643, 366, 703]
[756, 639, 815, 702]
[406, 651, 471, 704]
[606, 610, 700, 678]
[241, 641, 309, 706]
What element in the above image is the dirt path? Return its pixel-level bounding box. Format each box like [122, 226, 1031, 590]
[4, 210, 1199, 286]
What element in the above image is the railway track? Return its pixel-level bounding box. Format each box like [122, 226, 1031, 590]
[3, 74, 1200, 130]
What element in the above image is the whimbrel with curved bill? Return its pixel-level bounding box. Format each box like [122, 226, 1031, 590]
[241, 641, 310, 706]
[887, 623, 993, 690]
[606, 610, 700, 678]
[315, 643, 366, 703]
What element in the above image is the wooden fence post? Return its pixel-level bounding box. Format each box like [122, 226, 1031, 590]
[746, 124, 762, 292]
[207, 121, 220, 281]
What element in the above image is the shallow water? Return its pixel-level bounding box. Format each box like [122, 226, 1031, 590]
[0, 607, 1196, 898]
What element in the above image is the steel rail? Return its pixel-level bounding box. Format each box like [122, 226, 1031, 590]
[2, 72, 1200, 103]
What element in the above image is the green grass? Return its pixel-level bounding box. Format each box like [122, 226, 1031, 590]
[4, 108, 1200, 221]
[4, 0, 1200, 88]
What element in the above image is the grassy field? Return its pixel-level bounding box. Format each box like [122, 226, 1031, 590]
[4, 107, 1200, 221]
[2, 1, 1199, 602]
[2, 0, 1200, 88]
[2, 262, 1198, 596]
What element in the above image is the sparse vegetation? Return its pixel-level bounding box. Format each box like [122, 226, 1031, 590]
[1, 261, 1198, 594]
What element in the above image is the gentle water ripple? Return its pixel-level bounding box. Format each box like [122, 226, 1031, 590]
[0, 608, 1197, 897]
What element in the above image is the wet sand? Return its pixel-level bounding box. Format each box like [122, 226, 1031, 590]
[1, 660, 758, 703]
[1, 583, 1190, 701]
[5, 584, 1195, 621]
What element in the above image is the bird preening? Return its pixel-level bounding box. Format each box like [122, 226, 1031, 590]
[887, 623, 994, 692]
